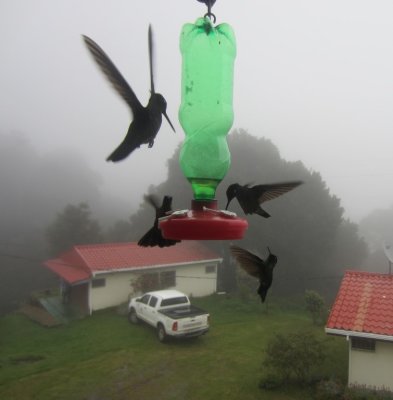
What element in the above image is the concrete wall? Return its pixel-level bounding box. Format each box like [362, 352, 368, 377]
[89, 262, 219, 312]
[90, 270, 135, 312]
[349, 339, 393, 391]
[175, 262, 218, 297]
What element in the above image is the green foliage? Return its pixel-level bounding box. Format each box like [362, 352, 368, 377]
[305, 290, 326, 325]
[359, 205, 393, 253]
[124, 130, 368, 299]
[315, 379, 345, 400]
[259, 373, 283, 390]
[105, 219, 134, 242]
[329, 219, 368, 275]
[343, 386, 393, 400]
[316, 382, 393, 400]
[45, 202, 102, 255]
[130, 273, 158, 295]
[236, 265, 257, 302]
[263, 331, 326, 384]
[0, 296, 347, 400]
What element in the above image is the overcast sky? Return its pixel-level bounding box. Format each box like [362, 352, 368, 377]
[1, 0, 392, 222]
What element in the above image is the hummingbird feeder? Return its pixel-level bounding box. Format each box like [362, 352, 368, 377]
[160, 1, 248, 240]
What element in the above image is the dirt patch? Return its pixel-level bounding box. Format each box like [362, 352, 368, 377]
[10, 355, 45, 365]
[18, 304, 61, 327]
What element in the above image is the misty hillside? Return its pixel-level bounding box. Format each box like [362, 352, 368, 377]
[0, 132, 133, 314]
[126, 129, 368, 300]
[0, 129, 371, 313]
[358, 205, 393, 273]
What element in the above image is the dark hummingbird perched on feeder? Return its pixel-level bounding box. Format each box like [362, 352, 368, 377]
[225, 181, 303, 218]
[138, 195, 180, 248]
[230, 245, 278, 302]
[82, 25, 175, 162]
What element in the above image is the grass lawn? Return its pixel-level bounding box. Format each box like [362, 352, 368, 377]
[0, 295, 347, 400]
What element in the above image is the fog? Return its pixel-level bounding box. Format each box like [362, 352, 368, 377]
[1, 0, 393, 222]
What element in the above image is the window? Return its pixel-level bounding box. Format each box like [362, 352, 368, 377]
[140, 294, 151, 304]
[138, 271, 176, 292]
[205, 265, 216, 274]
[160, 271, 176, 289]
[141, 273, 159, 293]
[92, 278, 106, 288]
[161, 296, 188, 307]
[149, 296, 158, 307]
[351, 337, 375, 351]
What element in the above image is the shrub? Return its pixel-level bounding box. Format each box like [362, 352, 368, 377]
[305, 290, 326, 325]
[315, 378, 345, 400]
[263, 331, 326, 384]
[259, 373, 283, 390]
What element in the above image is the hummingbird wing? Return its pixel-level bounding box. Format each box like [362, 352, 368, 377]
[230, 245, 264, 278]
[139, 193, 179, 248]
[148, 25, 155, 94]
[82, 35, 144, 117]
[144, 194, 173, 218]
[144, 194, 160, 211]
[252, 181, 303, 204]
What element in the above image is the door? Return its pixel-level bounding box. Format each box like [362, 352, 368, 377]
[135, 294, 151, 322]
[143, 295, 159, 324]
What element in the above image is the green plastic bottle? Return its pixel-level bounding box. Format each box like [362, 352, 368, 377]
[179, 17, 236, 200]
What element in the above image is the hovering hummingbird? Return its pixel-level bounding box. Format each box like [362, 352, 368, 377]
[225, 181, 303, 218]
[138, 195, 180, 248]
[82, 25, 175, 162]
[230, 245, 278, 302]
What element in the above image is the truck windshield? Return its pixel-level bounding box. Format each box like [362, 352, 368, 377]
[160, 296, 188, 307]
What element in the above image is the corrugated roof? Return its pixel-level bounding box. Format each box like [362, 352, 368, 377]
[44, 259, 90, 284]
[44, 241, 222, 283]
[326, 270, 393, 337]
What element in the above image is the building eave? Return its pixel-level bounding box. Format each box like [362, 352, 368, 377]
[325, 327, 393, 342]
[91, 258, 223, 277]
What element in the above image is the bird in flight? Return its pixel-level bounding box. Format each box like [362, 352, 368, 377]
[225, 181, 303, 218]
[82, 25, 175, 162]
[138, 195, 180, 248]
[230, 245, 278, 302]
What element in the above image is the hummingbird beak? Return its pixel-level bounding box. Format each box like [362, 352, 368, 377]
[267, 247, 271, 254]
[163, 111, 176, 133]
[225, 200, 231, 210]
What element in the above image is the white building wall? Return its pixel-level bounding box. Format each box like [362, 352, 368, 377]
[349, 339, 393, 391]
[90, 271, 135, 312]
[175, 262, 218, 297]
[89, 262, 219, 312]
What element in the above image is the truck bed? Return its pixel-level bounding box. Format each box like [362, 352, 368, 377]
[158, 305, 208, 320]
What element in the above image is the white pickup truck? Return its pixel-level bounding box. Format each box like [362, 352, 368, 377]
[128, 290, 210, 342]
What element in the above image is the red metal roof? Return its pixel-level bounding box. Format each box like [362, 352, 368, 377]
[326, 270, 393, 337]
[44, 259, 90, 284]
[44, 241, 222, 284]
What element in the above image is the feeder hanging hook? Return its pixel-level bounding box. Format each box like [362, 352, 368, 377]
[196, 0, 217, 23]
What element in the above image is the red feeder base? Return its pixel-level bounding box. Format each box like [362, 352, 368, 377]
[159, 200, 248, 241]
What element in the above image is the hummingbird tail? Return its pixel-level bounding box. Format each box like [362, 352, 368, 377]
[256, 207, 270, 218]
[138, 227, 179, 248]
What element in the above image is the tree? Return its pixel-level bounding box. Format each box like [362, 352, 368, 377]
[263, 331, 326, 384]
[125, 129, 368, 298]
[0, 132, 108, 314]
[305, 290, 326, 325]
[106, 219, 134, 242]
[46, 202, 102, 255]
[359, 205, 393, 252]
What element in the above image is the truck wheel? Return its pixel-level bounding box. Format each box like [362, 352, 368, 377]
[128, 308, 139, 324]
[157, 323, 167, 343]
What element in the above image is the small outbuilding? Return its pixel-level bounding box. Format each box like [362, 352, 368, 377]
[44, 241, 222, 316]
[325, 270, 393, 392]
